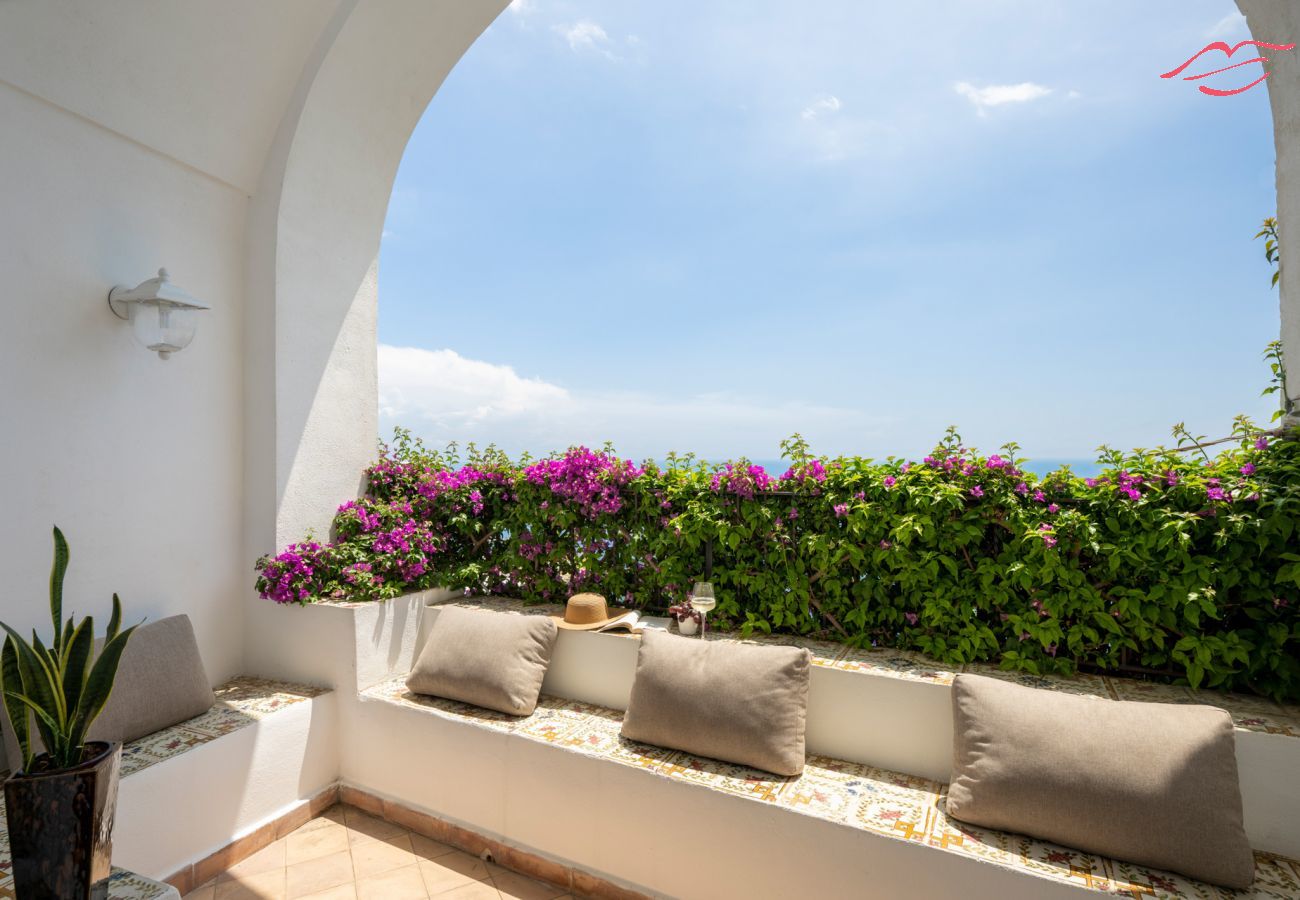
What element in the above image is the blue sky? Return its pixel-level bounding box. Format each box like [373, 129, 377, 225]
[378, 0, 1283, 464]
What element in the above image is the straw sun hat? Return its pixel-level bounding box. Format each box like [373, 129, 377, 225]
[552, 593, 630, 630]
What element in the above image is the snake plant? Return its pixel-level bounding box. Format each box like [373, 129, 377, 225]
[0, 527, 138, 773]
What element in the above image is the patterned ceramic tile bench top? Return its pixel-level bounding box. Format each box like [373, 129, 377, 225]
[365, 676, 1300, 900]
[430, 597, 1300, 738]
[119, 676, 328, 777]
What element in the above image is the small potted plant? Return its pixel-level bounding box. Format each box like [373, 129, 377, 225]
[1, 527, 138, 900]
[667, 600, 702, 636]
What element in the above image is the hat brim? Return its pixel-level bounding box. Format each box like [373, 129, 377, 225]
[551, 612, 636, 631]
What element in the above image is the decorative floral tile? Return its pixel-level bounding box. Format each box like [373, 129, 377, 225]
[961, 663, 1114, 700]
[1104, 679, 1300, 737]
[115, 676, 327, 779]
[835, 647, 959, 684]
[734, 633, 848, 666]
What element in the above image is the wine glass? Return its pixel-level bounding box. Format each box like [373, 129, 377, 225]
[689, 582, 716, 637]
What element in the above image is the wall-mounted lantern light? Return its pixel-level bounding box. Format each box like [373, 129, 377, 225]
[107, 268, 209, 360]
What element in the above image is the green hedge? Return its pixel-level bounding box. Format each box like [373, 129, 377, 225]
[257, 426, 1300, 700]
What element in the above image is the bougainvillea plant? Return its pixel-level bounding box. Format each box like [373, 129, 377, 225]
[257, 418, 1300, 701]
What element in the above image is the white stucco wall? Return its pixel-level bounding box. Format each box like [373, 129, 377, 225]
[0, 64, 253, 682]
[0, 0, 505, 687]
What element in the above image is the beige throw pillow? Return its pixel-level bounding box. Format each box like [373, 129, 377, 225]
[948, 674, 1255, 889]
[621, 630, 810, 776]
[406, 606, 558, 716]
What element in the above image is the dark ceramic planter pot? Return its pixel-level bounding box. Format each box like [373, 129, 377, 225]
[3, 741, 121, 900]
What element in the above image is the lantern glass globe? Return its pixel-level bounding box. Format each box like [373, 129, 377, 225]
[128, 301, 199, 360]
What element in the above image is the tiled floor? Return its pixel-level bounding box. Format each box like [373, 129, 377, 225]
[180, 804, 570, 900]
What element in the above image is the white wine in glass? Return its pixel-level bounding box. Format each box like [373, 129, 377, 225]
[689, 582, 716, 637]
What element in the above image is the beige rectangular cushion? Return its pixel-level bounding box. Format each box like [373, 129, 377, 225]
[948, 674, 1254, 889]
[406, 606, 558, 716]
[621, 630, 810, 776]
[2, 614, 215, 771]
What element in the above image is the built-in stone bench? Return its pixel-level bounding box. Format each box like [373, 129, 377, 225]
[0, 677, 337, 895]
[243, 592, 1300, 897]
[358, 675, 1300, 900]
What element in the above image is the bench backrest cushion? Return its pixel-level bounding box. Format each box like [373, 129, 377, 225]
[948, 673, 1254, 889]
[406, 606, 558, 716]
[622, 630, 810, 777]
[1, 614, 215, 771]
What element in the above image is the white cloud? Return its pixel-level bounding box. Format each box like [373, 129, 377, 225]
[553, 20, 616, 57]
[379, 346, 568, 426]
[794, 96, 893, 163]
[801, 95, 842, 120]
[378, 345, 887, 459]
[507, 0, 535, 14]
[1207, 11, 1246, 39]
[954, 81, 1052, 116]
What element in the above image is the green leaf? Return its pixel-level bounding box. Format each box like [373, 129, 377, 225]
[105, 594, 122, 644]
[1, 638, 32, 772]
[69, 623, 138, 749]
[49, 526, 68, 652]
[3, 692, 62, 750]
[59, 617, 93, 720]
[3, 625, 64, 733]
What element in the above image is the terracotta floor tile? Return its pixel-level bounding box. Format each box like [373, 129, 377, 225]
[355, 864, 430, 900]
[296, 885, 358, 900]
[183, 882, 217, 900]
[491, 868, 568, 900]
[352, 833, 419, 878]
[294, 809, 344, 833]
[345, 811, 408, 845]
[220, 839, 288, 882]
[286, 848, 355, 899]
[410, 832, 460, 861]
[286, 822, 350, 865]
[419, 850, 490, 894]
[214, 868, 286, 900]
[436, 881, 502, 900]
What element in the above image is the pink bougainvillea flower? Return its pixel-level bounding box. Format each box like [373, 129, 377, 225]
[904, 612, 918, 625]
[1047, 503, 1060, 514]
[986, 455, 1006, 469]
[1206, 486, 1228, 501]
[833, 503, 848, 517]
[883, 475, 896, 488]
[1015, 482, 1029, 496]
[970, 485, 985, 498]
[1240, 463, 1256, 476]
[1256, 435, 1269, 451]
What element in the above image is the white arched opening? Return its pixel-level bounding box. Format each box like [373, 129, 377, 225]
[1240, 0, 1300, 427]
[242, 0, 507, 672]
